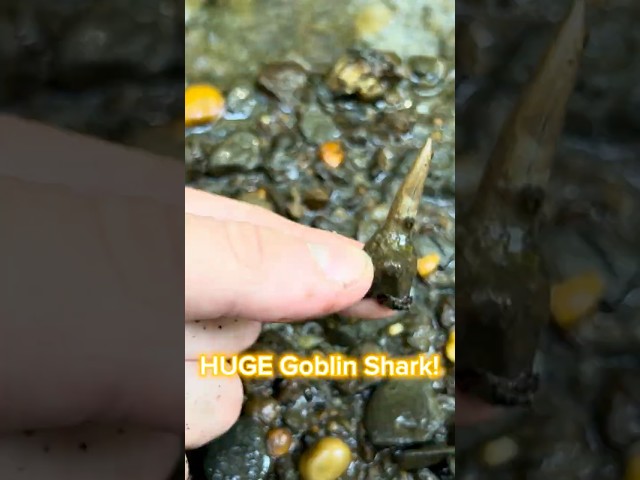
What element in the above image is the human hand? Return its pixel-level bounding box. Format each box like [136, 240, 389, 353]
[0, 116, 182, 479]
[0, 115, 392, 479]
[184, 187, 394, 478]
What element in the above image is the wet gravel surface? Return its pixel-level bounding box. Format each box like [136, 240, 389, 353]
[457, 0, 640, 478]
[5, 0, 638, 479]
[186, 1, 455, 479]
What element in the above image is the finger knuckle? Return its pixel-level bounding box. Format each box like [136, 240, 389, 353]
[222, 221, 268, 278]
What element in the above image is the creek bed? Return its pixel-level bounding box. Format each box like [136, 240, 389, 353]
[186, 1, 455, 479]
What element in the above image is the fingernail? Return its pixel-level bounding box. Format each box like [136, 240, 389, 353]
[307, 242, 372, 287]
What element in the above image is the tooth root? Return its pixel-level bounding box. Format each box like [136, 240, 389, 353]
[476, 0, 586, 204]
[387, 137, 434, 222]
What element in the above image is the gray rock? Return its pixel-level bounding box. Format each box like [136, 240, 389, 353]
[405, 311, 442, 352]
[299, 104, 340, 144]
[225, 83, 259, 120]
[364, 380, 445, 447]
[322, 316, 393, 349]
[207, 132, 261, 174]
[258, 61, 308, 105]
[203, 417, 271, 480]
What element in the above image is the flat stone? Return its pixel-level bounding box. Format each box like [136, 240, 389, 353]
[207, 132, 261, 174]
[364, 380, 445, 447]
[299, 104, 340, 144]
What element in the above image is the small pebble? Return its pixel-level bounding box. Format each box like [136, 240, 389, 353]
[245, 396, 280, 426]
[299, 437, 352, 480]
[238, 189, 274, 211]
[417, 253, 441, 278]
[318, 141, 345, 168]
[551, 270, 604, 328]
[297, 335, 324, 349]
[482, 436, 518, 467]
[185, 84, 225, 126]
[303, 187, 331, 210]
[387, 322, 404, 336]
[266, 427, 293, 457]
[355, 4, 393, 36]
[327, 420, 341, 433]
[445, 329, 455, 363]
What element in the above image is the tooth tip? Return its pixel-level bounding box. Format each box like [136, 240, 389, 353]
[424, 137, 433, 156]
[476, 0, 585, 200]
[417, 137, 434, 166]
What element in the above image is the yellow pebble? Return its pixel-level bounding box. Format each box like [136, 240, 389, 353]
[387, 323, 404, 336]
[355, 4, 393, 36]
[625, 446, 640, 480]
[299, 437, 352, 480]
[445, 329, 455, 363]
[256, 188, 267, 200]
[482, 436, 518, 466]
[185, 84, 225, 126]
[551, 270, 604, 328]
[417, 253, 441, 279]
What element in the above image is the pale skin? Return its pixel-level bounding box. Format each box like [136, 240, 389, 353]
[183, 187, 396, 478]
[0, 116, 496, 479]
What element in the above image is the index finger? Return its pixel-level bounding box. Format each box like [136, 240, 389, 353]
[185, 213, 375, 322]
[185, 187, 362, 248]
[185, 188, 395, 319]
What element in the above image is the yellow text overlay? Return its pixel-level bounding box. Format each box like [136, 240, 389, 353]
[198, 353, 444, 379]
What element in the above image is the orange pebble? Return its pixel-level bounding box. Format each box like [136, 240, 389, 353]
[185, 84, 225, 126]
[266, 427, 293, 457]
[318, 141, 345, 168]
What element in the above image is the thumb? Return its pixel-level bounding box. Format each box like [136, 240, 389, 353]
[185, 213, 374, 322]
